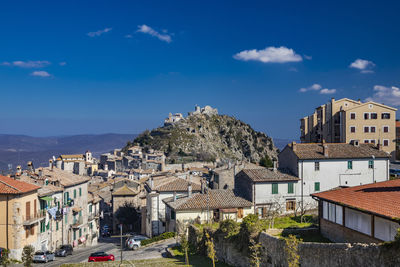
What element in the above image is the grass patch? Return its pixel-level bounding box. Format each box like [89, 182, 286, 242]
[194, 222, 220, 232]
[171, 246, 232, 267]
[265, 215, 317, 229]
[280, 230, 331, 243]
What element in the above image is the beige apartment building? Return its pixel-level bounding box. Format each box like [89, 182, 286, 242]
[300, 98, 396, 158]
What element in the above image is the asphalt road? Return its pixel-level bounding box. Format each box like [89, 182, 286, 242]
[32, 241, 117, 267]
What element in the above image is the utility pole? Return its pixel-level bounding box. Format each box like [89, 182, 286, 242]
[119, 224, 123, 266]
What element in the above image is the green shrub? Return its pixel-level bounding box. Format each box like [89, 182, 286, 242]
[141, 232, 176, 246]
[218, 219, 239, 239]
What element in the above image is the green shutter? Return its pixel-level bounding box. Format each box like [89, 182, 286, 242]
[347, 161, 353, 170]
[65, 214, 68, 224]
[79, 228, 82, 237]
[272, 183, 278, 194]
[79, 188, 82, 197]
[73, 231, 76, 240]
[74, 189, 77, 199]
[315, 182, 320, 192]
[288, 183, 294, 194]
[89, 205, 92, 213]
[56, 222, 59, 231]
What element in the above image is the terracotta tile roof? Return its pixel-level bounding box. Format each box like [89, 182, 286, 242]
[396, 121, 400, 128]
[38, 184, 63, 197]
[60, 154, 84, 159]
[288, 143, 389, 160]
[236, 168, 299, 183]
[312, 179, 400, 220]
[164, 189, 252, 211]
[42, 167, 90, 187]
[152, 177, 202, 192]
[0, 175, 40, 194]
[112, 184, 138, 196]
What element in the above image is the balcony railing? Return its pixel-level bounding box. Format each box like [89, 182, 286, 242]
[72, 217, 83, 228]
[23, 210, 46, 225]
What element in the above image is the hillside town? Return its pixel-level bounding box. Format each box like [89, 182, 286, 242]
[0, 100, 400, 266]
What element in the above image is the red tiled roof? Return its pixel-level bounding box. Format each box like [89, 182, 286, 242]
[0, 175, 40, 194]
[311, 179, 400, 220]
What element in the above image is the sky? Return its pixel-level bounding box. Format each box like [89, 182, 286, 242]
[1, 0, 400, 139]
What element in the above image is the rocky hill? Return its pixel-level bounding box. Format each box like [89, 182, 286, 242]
[128, 113, 278, 164]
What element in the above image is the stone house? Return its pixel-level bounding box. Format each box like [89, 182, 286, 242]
[278, 142, 390, 209]
[87, 192, 101, 246]
[163, 189, 253, 232]
[0, 175, 42, 260]
[234, 168, 300, 216]
[312, 179, 400, 243]
[144, 176, 201, 237]
[111, 179, 141, 233]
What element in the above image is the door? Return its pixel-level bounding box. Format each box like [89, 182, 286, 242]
[26, 201, 31, 220]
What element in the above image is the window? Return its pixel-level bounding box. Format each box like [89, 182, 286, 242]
[40, 220, 46, 233]
[382, 113, 391, 119]
[368, 160, 374, 169]
[272, 183, 278, 194]
[237, 208, 244, 219]
[314, 182, 320, 192]
[64, 192, 69, 204]
[371, 139, 376, 144]
[65, 214, 68, 224]
[74, 189, 77, 199]
[371, 126, 376, 133]
[364, 140, 369, 144]
[364, 113, 369, 120]
[56, 222, 59, 231]
[371, 113, 377, 119]
[89, 205, 92, 213]
[364, 126, 369, 133]
[79, 211, 82, 218]
[79, 228, 82, 237]
[314, 162, 320, 171]
[347, 161, 353, 169]
[383, 139, 389, 146]
[350, 113, 356, 120]
[350, 126, 356, 133]
[383, 126, 389, 133]
[288, 183, 294, 194]
[171, 210, 176, 220]
[79, 188, 82, 197]
[73, 231, 76, 240]
[286, 200, 296, 211]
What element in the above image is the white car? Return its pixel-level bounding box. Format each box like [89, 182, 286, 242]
[126, 235, 148, 250]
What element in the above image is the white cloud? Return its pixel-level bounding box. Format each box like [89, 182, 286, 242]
[366, 85, 400, 106]
[59, 62, 67, 66]
[349, 59, 375, 73]
[31, 71, 51, 77]
[233, 46, 302, 63]
[299, 83, 336, 94]
[1, 60, 50, 68]
[87, 28, 112, 37]
[299, 84, 322, 92]
[137, 25, 172, 43]
[320, 88, 337, 94]
[304, 55, 312, 60]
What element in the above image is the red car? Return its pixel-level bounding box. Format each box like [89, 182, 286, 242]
[88, 252, 115, 262]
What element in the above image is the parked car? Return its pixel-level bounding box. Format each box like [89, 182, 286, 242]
[33, 251, 55, 263]
[55, 244, 73, 257]
[126, 235, 148, 250]
[88, 252, 114, 262]
[101, 229, 111, 237]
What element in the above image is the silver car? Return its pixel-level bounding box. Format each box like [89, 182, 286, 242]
[33, 251, 55, 263]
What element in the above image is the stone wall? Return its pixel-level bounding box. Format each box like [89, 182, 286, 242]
[188, 225, 400, 267]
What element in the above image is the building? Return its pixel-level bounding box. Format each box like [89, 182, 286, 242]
[188, 105, 218, 116]
[164, 113, 184, 126]
[163, 189, 253, 232]
[311, 179, 400, 243]
[54, 151, 95, 175]
[278, 142, 390, 209]
[300, 98, 396, 158]
[0, 175, 42, 260]
[234, 168, 300, 216]
[111, 179, 141, 233]
[144, 176, 202, 237]
[87, 192, 101, 246]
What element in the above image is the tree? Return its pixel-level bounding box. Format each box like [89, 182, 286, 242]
[115, 202, 141, 233]
[265, 196, 284, 229]
[259, 154, 273, 168]
[179, 231, 190, 266]
[21, 245, 34, 267]
[249, 240, 262, 267]
[294, 200, 313, 223]
[205, 232, 216, 267]
[285, 235, 301, 267]
[1, 249, 19, 267]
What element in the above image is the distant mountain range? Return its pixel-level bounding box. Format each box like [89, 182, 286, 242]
[0, 134, 137, 172]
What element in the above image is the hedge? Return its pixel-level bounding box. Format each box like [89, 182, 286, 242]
[141, 232, 176, 246]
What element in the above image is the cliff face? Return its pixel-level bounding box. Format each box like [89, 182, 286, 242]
[130, 114, 278, 163]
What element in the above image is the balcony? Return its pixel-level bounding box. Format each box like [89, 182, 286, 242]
[71, 217, 83, 229]
[88, 211, 100, 221]
[23, 210, 46, 226]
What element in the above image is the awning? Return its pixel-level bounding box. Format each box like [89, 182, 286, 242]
[40, 196, 53, 202]
[72, 207, 82, 213]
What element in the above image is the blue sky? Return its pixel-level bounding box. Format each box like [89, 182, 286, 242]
[1, 0, 400, 139]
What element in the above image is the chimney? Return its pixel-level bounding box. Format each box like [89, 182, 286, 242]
[273, 159, 277, 173]
[291, 141, 297, 152]
[323, 145, 329, 157]
[27, 161, 34, 173]
[228, 161, 232, 169]
[188, 182, 192, 197]
[201, 179, 206, 194]
[38, 168, 43, 178]
[16, 165, 22, 176]
[49, 159, 53, 170]
[150, 177, 154, 188]
[104, 164, 108, 171]
[233, 164, 237, 177]
[173, 191, 177, 201]
[377, 140, 382, 151]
